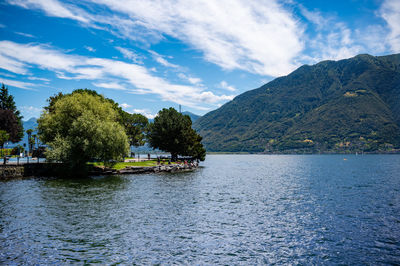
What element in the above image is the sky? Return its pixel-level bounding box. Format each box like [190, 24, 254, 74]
[0, 0, 399, 120]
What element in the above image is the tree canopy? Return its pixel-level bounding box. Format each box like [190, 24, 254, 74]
[45, 89, 148, 148]
[0, 84, 23, 142]
[0, 130, 9, 150]
[120, 111, 149, 147]
[0, 109, 23, 143]
[147, 108, 206, 161]
[38, 91, 129, 167]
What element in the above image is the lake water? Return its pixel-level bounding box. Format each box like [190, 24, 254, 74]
[1, 155, 400, 264]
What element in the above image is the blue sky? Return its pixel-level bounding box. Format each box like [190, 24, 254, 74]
[0, 0, 399, 120]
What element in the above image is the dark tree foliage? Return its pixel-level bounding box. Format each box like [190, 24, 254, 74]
[0, 110, 23, 143]
[148, 108, 206, 161]
[26, 129, 34, 154]
[0, 84, 23, 142]
[120, 111, 148, 147]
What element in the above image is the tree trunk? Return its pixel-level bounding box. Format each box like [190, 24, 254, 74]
[171, 152, 178, 162]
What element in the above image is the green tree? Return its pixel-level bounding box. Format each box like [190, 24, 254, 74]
[44, 89, 118, 113]
[45, 89, 147, 147]
[0, 84, 23, 142]
[0, 130, 9, 157]
[32, 134, 38, 149]
[0, 110, 23, 143]
[38, 91, 129, 168]
[26, 129, 33, 155]
[120, 111, 148, 147]
[147, 108, 206, 161]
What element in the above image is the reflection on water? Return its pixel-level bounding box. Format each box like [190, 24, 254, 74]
[1, 155, 400, 264]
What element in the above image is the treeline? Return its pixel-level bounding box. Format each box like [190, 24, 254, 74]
[0, 84, 24, 153]
[1, 85, 206, 169]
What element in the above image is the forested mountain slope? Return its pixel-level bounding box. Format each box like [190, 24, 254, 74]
[194, 54, 400, 153]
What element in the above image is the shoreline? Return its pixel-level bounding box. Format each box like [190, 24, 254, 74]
[207, 151, 400, 155]
[89, 163, 199, 176]
[0, 162, 199, 180]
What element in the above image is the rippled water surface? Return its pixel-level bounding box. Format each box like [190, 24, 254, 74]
[1, 155, 400, 264]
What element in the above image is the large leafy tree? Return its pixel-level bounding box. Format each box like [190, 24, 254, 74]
[0, 84, 23, 142]
[147, 108, 206, 161]
[38, 91, 129, 168]
[120, 111, 148, 147]
[0, 110, 23, 143]
[0, 130, 9, 153]
[45, 89, 148, 148]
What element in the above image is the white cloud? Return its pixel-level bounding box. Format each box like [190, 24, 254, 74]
[193, 91, 234, 103]
[7, 0, 304, 77]
[0, 72, 16, 78]
[299, 3, 398, 63]
[315, 23, 362, 61]
[84, 46, 96, 52]
[0, 54, 28, 74]
[132, 108, 156, 119]
[299, 10, 364, 63]
[94, 82, 127, 91]
[0, 77, 36, 90]
[7, 0, 89, 23]
[27, 76, 50, 82]
[8, 0, 400, 77]
[219, 81, 236, 92]
[354, 25, 389, 54]
[299, 6, 329, 30]
[15, 32, 35, 38]
[96, 0, 304, 76]
[0, 41, 234, 110]
[379, 0, 400, 52]
[149, 51, 179, 68]
[178, 73, 202, 85]
[115, 46, 143, 64]
[120, 103, 132, 109]
[20, 105, 42, 119]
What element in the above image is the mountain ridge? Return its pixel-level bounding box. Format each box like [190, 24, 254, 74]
[182, 111, 201, 122]
[193, 53, 400, 153]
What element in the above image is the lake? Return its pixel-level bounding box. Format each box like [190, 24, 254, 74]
[1, 155, 400, 264]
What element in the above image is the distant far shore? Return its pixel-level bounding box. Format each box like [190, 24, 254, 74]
[207, 150, 400, 155]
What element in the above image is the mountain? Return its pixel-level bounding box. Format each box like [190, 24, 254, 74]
[22, 117, 38, 145]
[193, 54, 400, 153]
[182, 111, 201, 122]
[23, 117, 37, 131]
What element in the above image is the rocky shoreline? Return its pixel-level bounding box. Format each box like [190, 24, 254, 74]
[89, 163, 199, 176]
[0, 162, 199, 180]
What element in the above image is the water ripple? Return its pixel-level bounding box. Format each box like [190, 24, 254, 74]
[1, 155, 400, 264]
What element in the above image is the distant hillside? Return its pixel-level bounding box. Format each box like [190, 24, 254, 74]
[194, 54, 400, 153]
[182, 111, 201, 122]
[22, 117, 38, 145]
[149, 111, 200, 123]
